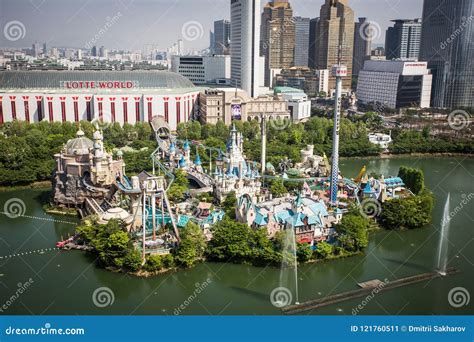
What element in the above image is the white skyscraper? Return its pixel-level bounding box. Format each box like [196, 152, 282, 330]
[230, 0, 261, 98]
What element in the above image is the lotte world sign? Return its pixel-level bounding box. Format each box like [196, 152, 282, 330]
[60, 81, 139, 89]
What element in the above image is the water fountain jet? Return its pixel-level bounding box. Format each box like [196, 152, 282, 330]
[436, 193, 451, 276]
[279, 224, 299, 305]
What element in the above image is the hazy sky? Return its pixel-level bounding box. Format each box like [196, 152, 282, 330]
[0, 0, 423, 51]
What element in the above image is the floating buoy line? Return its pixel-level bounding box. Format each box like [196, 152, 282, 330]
[0, 247, 61, 260]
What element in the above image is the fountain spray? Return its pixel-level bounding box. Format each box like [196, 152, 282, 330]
[436, 193, 451, 276]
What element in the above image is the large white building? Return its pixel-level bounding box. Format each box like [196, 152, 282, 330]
[281, 92, 311, 122]
[0, 71, 200, 131]
[230, 0, 261, 98]
[275, 86, 311, 122]
[170, 55, 231, 85]
[356, 60, 432, 109]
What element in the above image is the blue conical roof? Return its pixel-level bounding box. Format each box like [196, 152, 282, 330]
[179, 155, 186, 168]
[363, 182, 373, 194]
[195, 154, 201, 165]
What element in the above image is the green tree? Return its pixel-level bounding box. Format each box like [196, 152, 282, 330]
[335, 214, 370, 252]
[222, 191, 237, 218]
[380, 190, 434, 230]
[145, 254, 163, 272]
[168, 169, 189, 202]
[398, 166, 425, 195]
[175, 222, 207, 268]
[314, 241, 333, 259]
[161, 254, 175, 269]
[123, 249, 143, 271]
[269, 179, 288, 197]
[207, 218, 253, 261]
[77, 219, 130, 267]
[296, 243, 313, 262]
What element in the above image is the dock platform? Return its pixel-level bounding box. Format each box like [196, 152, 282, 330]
[282, 268, 460, 315]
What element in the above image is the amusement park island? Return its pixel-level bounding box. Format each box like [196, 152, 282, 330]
[1, 114, 435, 278]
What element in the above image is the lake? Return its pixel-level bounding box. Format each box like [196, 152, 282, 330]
[0, 156, 472, 315]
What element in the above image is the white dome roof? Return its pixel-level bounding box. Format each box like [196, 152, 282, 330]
[65, 136, 93, 155]
[100, 207, 133, 225]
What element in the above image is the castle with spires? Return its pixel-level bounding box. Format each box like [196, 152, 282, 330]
[52, 127, 125, 207]
[213, 125, 263, 202]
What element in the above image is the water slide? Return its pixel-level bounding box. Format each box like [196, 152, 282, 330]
[115, 175, 141, 194]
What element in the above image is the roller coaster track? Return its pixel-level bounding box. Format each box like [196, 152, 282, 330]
[262, 174, 360, 189]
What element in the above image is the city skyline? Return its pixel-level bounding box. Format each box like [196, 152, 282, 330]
[0, 0, 423, 51]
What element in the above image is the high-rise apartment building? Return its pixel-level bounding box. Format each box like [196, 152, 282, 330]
[353, 18, 373, 76]
[260, 0, 295, 86]
[385, 19, 422, 60]
[419, 0, 473, 108]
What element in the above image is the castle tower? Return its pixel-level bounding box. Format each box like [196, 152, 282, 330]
[93, 129, 104, 174]
[183, 140, 191, 163]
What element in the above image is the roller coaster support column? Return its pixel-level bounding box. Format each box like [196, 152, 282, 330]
[152, 193, 156, 241]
